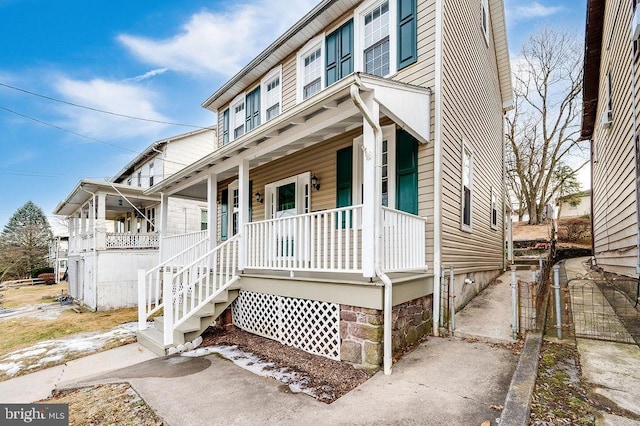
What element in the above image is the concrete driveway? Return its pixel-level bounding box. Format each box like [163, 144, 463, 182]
[80, 337, 516, 426]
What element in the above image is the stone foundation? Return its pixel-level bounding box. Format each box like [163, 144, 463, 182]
[340, 295, 433, 368]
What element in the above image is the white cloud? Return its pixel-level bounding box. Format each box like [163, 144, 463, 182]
[125, 68, 168, 83]
[118, 0, 317, 77]
[53, 77, 169, 140]
[506, 1, 563, 21]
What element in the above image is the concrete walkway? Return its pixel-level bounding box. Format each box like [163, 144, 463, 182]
[454, 268, 530, 344]
[564, 257, 640, 424]
[0, 342, 156, 403]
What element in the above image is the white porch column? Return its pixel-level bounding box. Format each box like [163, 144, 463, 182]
[95, 192, 106, 250]
[207, 173, 218, 253]
[361, 92, 380, 278]
[159, 193, 169, 262]
[80, 207, 87, 236]
[238, 159, 249, 271]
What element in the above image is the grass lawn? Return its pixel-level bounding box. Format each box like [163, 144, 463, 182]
[0, 282, 139, 377]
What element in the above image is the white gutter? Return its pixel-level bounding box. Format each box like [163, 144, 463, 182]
[432, 0, 443, 337]
[350, 77, 393, 376]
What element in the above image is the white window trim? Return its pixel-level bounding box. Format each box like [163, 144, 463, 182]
[490, 186, 498, 230]
[353, 125, 396, 207]
[481, 0, 490, 46]
[229, 93, 246, 143]
[261, 65, 283, 123]
[296, 34, 326, 104]
[353, 0, 398, 78]
[264, 172, 311, 220]
[461, 139, 473, 233]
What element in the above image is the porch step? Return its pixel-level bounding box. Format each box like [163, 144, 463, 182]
[137, 288, 240, 355]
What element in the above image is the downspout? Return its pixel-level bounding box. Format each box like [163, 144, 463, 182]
[350, 78, 393, 376]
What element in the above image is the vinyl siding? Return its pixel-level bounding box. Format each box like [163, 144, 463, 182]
[591, 1, 638, 277]
[163, 130, 216, 177]
[440, 0, 504, 273]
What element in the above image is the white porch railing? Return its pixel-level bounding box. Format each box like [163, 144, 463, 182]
[161, 230, 208, 263]
[106, 232, 159, 249]
[162, 234, 240, 345]
[69, 233, 93, 253]
[245, 205, 363, 272]
[138, 233, 211, 328]
[381, 207, 428, 272]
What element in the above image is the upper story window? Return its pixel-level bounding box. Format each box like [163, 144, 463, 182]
[481, 0, 490, 45]
[137, 171, 142, 188]
[363, 1, 391, 76]
[303, 45, 323, 100]
[231, 95, 245, 140]
[461, 142, 473, 232]
[149, 161, 154, 187]
[127, 177, 132, 186]
[490, 186, 498, 230]
[261, 66, 282, 123]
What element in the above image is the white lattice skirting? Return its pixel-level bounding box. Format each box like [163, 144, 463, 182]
[232, 290, 341, 360]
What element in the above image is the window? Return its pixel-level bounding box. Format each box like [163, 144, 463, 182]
[127, 177, 132, 186]
[355, 0, 398, 77]
[222, 109, 230, 145]
[201, 209, 208, 231]
[326, 20, 354, 86]
[137, 171, 142, 188]
[461, 143, 473, 232]
[490, 187, 498, 230]
[245, 86, 261, 132]
[265, 172, 310, 219]
[146, 207, 156, 233]
[261, 67, 282, 122]
[149, 161, 154, 187]
[297, 35, 325, 102]
[230, 95, 245, 141]
[481, 0, 490, 45]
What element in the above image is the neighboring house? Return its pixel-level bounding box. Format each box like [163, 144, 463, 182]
[582, 0, 640, 278]
[49, 235, 69, 283]
[557, 190, 591, 219]
[137, 0, 512, 374]
[53, 128, 216, 310]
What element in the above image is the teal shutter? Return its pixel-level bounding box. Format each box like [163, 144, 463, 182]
[221, 189, 228, 241]
[396, 130, 418, 215]
[222, 109, 229, 145]
[326, 20, 353, 86]
[245, 87, 261, 132]
[336, 146, 353, 228]
[248, 180, 253, 222]
[397, 0, 417, 70]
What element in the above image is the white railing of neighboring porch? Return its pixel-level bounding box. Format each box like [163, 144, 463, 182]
[69, 233, 93, 253]
[106, 232, 159, 249]
[245, 205, 364, 273]
[138, 234, 210, 329]
[381, 207, 428, 272]
[163, 234, 240, 345]
[161, 230, 209, 263]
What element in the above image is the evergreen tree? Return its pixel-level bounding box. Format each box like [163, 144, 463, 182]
[0, 201, 53, 280]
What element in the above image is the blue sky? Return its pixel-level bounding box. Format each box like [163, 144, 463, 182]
[0, 0, 586, 234]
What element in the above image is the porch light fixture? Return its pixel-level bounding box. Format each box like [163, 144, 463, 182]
[311, 174, 320, 191]
[255, 191, 263, 204]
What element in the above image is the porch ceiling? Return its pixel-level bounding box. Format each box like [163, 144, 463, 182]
[150, 74, 431, 201]
[54, 179, 160, 217]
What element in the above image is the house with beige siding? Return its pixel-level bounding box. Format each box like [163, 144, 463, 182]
[582, 0, 640, 278]
[53, 127, 216, 310]
[137, 0, 512, 374]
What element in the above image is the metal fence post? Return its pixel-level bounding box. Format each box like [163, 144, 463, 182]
[449, 267, 455, 333]
[553, 265, 562, 339]
[440, 265, 445, 327]
[511, 265, 518, 339]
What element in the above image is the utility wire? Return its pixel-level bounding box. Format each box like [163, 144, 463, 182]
[0, 81, 211, 129]
[0, 105, 138, 154]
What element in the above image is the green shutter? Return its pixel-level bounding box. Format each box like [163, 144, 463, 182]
[221, 189, 228, 241]
[397, 0, 417, 70]
[326, 19, 353, 86]
[336, 147, 353, 228]
[396, 130, 418, 215]
[222, 109, 229, 145]
[245, 87, 261, 132]
[248, 180, 253, 223]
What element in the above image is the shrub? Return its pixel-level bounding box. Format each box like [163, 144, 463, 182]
[31, 267, 55, 278]
[558, 217, 591, 242]
[37, 273, 56, 285]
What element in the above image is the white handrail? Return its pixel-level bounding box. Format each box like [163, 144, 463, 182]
[381, 207, 428, 272]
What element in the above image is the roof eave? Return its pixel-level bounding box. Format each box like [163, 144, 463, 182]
[581, 0, 605, 140]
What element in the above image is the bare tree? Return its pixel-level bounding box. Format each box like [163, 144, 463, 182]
[506, 27, 588, 224]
